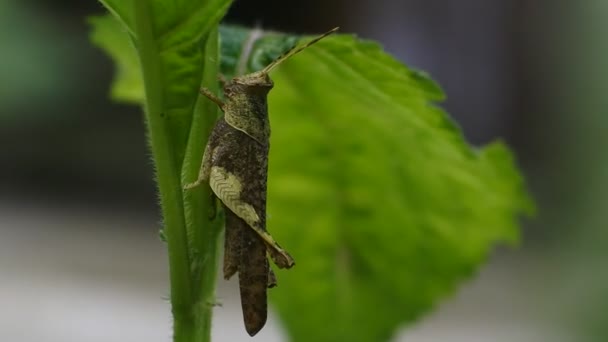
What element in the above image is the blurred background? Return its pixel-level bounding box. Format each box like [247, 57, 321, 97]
[1, 0, 606, 341]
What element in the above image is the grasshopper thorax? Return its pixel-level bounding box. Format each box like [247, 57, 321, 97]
[222, 70, 273, 143]
[224, 71, 274, 99]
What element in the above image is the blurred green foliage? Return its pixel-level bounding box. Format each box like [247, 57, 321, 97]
[550, 1, 608, 341]
[89, 15, 142, 103]
[0, 1, 77, 120]
[90, 8, 532, 342]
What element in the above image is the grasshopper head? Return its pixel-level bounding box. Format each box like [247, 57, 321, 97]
[231, 71, 274, 88]
[225, 71, 274, 99]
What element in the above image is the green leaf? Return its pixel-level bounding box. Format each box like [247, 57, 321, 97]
[89, 15, 142, 103]
[221, 27, 533, 342]
[95, 0, 232, 158]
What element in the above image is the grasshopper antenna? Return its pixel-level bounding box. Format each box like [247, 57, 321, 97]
[262, 27, 339, 74]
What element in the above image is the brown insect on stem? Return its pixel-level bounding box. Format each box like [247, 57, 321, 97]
[186, 26, 339, 336]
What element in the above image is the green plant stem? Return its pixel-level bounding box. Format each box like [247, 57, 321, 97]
[132, 0, 195, 339]
[181, 29, 223, 342]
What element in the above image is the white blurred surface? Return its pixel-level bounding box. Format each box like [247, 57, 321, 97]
[0, 197, 570, 342]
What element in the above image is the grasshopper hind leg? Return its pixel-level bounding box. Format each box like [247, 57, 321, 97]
[223, 209, 241, 280]
[238, 221, 269, 336]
